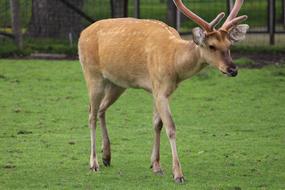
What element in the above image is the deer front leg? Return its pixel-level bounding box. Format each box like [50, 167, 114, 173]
[150, 106, 163, 175]
[154, 94, 184, 183]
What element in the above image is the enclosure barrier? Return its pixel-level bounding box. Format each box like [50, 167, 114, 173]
[0, 0, 284, 49]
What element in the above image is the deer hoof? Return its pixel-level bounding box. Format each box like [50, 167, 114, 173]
[102, 158, 111, 167]
[150, 162, 163, 175]
[90, 165, 99, 172]
[174, 176, 185, 183]
[154, 169, 164, 176]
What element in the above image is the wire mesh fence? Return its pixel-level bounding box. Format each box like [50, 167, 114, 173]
[0, 0, 285, 51]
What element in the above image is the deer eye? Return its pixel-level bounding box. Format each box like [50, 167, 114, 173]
[209, 45, 216, 51]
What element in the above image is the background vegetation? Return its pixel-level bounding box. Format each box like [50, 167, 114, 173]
[1, 0, 285, 57]
[0, 0, 284, 29]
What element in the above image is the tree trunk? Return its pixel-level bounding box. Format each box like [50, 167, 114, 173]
[28, 0, 83, 39]
[10, 0, 23, 49]
[111, 0, 128, 18]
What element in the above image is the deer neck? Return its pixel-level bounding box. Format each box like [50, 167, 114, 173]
[174, 40, 207, 82]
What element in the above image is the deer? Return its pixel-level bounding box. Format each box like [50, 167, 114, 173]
[78, 0, 249, 183]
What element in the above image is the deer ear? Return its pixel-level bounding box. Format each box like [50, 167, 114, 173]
[228, 24, 249, 43]
[192, 27, 205, 45]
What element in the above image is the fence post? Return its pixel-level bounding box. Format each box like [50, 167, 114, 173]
[134, 0, 140, 18]
[268, 0, 275, 45]
[282, 0, 285, 26]
[227, 0, 234, 15]
[58, 0, 95, 23]
[167, 0, 177, 28]
[124, 0, 128, 17]
[176, 8, 181, 31]
[9, 0, 23, 49]
[111, 0, 128, 18]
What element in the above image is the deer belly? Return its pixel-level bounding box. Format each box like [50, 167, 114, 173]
[101, 69, 152, 91]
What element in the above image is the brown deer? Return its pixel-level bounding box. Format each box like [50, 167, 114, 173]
[78, 0, 249, 183]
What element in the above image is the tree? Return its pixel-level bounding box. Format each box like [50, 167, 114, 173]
[111, 0, 128, 18]
[10, 0, 23, 49]
[28, 0, 84, 39]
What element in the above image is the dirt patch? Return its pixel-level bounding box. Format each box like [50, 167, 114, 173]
[233, 52, 285, 68]
[17, 130, 33, 135]
[3, 163, 16, 169]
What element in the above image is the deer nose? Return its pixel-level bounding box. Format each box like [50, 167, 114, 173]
[227, 65, 238, 77]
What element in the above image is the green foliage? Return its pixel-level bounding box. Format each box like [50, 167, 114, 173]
[0, 60, 284, 189]
[0, 0, 32, 28]
[0, 40, 30, 57]
[0, 38, 77, 58]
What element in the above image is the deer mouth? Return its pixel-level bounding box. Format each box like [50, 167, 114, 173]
[227, 66, 238, 77]
[220, 68, 238, 77]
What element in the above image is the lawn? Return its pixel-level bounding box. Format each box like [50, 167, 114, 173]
[0, 59, 284, 189]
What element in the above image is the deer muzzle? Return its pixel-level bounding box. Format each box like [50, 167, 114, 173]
[226, 64, 238, 77]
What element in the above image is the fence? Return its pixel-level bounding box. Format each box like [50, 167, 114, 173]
[0, 0, 285, 51]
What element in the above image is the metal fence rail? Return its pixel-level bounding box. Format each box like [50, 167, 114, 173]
[0, 0, 284, 48]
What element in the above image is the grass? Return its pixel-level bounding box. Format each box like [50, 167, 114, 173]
[0, 59, 285, 189]
[0, 38, 77, 58]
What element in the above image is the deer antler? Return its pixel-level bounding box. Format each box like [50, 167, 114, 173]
[173, 0, 225, 32]
[221, 0, 248, 30]
[173, 0, 247, 32]
[210, 12, 226, 29]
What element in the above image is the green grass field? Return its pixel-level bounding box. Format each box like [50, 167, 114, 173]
[0, 59, 284, 189]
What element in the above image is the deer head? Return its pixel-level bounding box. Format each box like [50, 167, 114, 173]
[174, 0, 249, 77]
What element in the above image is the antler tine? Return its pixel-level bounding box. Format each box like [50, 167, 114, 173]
[222, 15, 248, 30]
[221, 0, 246, 30]
[173, 0, 212, 31]
[210, 12, 225, 29]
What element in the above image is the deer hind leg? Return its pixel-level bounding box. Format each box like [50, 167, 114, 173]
[98, 82, 125, 166]
[151, 106, 163, 175]
[88, 77, 105, 172]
